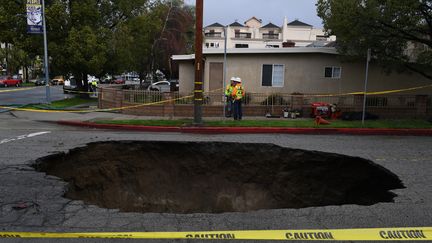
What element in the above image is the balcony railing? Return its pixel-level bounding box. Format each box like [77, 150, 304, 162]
[235, 33, 252, 39]
[262, 33, 280, 39]
[205, 32, 222, 37]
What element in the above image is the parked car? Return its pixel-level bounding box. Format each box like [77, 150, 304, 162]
[0, 75, 23, 87]
[35, 78, 48, 86]
[147, 81, 171, 92]
[111, 78, 125, 84]
[63, 76, 79, 94]
[51, 76, 65, 85]
[170, 79, 179, 91]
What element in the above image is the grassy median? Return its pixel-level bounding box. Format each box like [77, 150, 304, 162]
[93, 119, 432, 129]
[23, 97, 97, 110]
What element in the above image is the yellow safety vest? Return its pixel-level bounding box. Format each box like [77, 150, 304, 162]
[225, 85, 234, 97]
[232, 84, 245, 100]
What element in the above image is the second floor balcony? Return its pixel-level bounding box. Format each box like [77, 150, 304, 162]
[262, 33, 280, 40]
[205, 32, 222, 38]
[235, 32, 252, 39]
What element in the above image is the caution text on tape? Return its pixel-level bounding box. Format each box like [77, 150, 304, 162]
[0, 227, 431, 240]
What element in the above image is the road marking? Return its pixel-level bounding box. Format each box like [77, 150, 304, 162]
[0, 131, 51, 145]
[0, 87, 36, 93]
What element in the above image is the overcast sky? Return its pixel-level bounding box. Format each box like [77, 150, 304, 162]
[184, 0, 323, 28]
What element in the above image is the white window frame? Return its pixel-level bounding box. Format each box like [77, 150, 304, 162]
[261, 64, 285, 88]
[325, 66, 342, 79]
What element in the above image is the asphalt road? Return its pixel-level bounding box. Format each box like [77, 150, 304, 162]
[0, 85, 73, 106]
[0, 111, 431, 242]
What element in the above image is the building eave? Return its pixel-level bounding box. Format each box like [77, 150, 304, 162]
[172, 47, 338, 61]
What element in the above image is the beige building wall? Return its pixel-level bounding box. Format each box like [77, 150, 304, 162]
[178, 61, 195, 94]
[179, 53, 432, 95]
[244, 17, 262, 28]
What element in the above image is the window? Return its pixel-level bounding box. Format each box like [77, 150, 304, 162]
[324, 66, 341, 78]
[265, 45, 279, 48]
[235, 44, 249, 48]
[205, 42, 220, 48]
[262, 64, 285, 87]
[316, 35, 328, 41]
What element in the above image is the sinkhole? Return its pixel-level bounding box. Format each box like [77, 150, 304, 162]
[33, 141, 404, 214]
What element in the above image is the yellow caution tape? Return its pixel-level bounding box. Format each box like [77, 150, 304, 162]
[0, 88, 225, 113]
[1, 83, 431, 113]
[63, 89, 98, 94]
[0, 227, 431, 240]
[0, 87, 36, 93]
[298, 83, 432, 97]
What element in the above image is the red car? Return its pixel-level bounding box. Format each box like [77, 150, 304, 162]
[0, 76, 22, 87]
[111, 78, 125, 84]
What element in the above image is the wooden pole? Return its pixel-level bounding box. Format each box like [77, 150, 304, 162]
[193, 0, 203, 125]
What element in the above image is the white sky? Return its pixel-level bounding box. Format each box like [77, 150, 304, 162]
[184, 0, 323, 28]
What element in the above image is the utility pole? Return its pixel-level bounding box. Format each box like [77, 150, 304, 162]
[42, 0, 51, 103]
[222, 26, 227, 118]
[361, 48, 371, 125]
[193, 0, 203, 125]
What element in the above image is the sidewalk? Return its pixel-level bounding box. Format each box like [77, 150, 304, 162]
[11, 110, 432, 136]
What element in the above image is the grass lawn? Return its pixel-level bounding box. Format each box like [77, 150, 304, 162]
[23, 97, 97, 110]
[93, 119, 432, 129]
[21, 82, 35, 87]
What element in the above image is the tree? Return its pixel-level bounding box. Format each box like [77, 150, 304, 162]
[49, 0, 150, 93]
[152, 0, 195, 79]
[115, 0, 194, 84]
[317, 0, 432, 79]
[0, 0, 194, 90]
[0, 0, 42, 77]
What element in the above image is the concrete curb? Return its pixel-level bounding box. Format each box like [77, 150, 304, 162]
[57, 120, 432, 136]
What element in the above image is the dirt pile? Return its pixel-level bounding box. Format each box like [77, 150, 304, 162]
[33, 141, 404, 213]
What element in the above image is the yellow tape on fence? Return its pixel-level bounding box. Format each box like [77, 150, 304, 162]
[0, 87, 224, 113]
[0, 227, 431, 240]
[0, 87, 36, 93]
[301, 83, 432, 97]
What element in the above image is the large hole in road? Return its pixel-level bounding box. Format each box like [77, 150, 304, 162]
[33, 141, 404, 214]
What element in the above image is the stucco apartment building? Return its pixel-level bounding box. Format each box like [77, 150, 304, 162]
[203, 17, 336, 49]
[172, 48, 431, 96]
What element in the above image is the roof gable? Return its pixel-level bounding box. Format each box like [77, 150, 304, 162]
[244, 16, 262, 24]
[287, 20, 312, 27]
[261, 22, 280, 29]
[229, 21, 244, 27]
[206, 22, 224, 28]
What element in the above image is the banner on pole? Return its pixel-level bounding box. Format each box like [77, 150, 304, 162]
[26, 0, 43, 34]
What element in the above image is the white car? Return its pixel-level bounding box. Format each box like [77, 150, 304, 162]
[147, 81, 171, 92]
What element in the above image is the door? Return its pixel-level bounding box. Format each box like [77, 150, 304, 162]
[209, 62, 223, 92]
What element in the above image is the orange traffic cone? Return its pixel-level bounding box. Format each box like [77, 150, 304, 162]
[315, 116, 331, 125]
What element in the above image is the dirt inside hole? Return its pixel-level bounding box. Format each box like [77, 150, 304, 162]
[33, 141, 404, 213]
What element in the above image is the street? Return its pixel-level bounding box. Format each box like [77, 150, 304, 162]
[0, 86, 73, 106]
[0, 109, 431, 243]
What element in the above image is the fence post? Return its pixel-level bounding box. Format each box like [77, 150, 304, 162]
[163, 92, 175, 118]
[292, 94, 304, 114]
[415, 95, 428, 118]
[97, 87, 102, 109]
[114, 89, 123, 112]
[353, 94, 364, 112]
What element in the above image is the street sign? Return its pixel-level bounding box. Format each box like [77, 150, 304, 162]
[26, 0, 43, 34]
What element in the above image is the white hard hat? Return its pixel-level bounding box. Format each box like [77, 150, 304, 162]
[235, 77, 242, 83]
[230, 77, 236, 81]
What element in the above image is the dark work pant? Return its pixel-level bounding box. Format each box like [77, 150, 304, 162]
[226, 97, 233, 117]
[233, 99, 242, 120]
